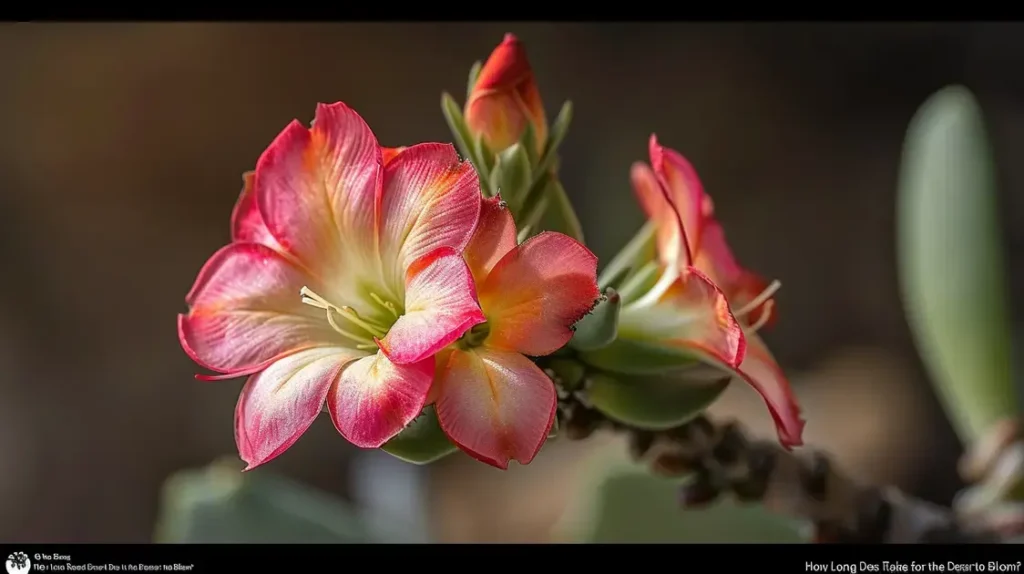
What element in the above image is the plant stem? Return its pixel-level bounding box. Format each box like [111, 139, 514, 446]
[556, 394, 1004, 543]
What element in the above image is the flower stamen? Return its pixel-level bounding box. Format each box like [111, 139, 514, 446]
[733, 280, 781, 319]
[300, 286, 386, 343]
[744, 300, 774, 334]
[338, 306, 387, 339]
[369, 292, 400, 319]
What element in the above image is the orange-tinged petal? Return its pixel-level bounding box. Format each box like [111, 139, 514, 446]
[178, 243, 337, 376]
[326, 350, 434, 449]
[695, 220, 777, 327]
[434, 347, 556, 469]
[230, 171, 282, 250]
[463, 195, 517, 284]
[465, 33, 547, 152]
[622, 267, 746, 368]
[703, 333, 804, 449]
[381, 146, 406, 166]
[378, 247, 485, 365]
[631, 161, 686, 269]
[480, 231, 600, 357]
[649, 135, 706, 254]
[254, 102, 382, 282]
[379, 143, 481, 281]
[235, 347, 360, 470]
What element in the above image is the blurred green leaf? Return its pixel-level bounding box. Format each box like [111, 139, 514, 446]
[440, 92, 478, 170]
[897, 85, 1017, 442]
[616, 261, 659, 305]
[537, 100, 573, 175]
[155, 458, 372, 543]
[489, 143, 532, 206]
[598, 222, 657, 292]
[571, 289, 621, 352]
[382, 405, 458, 465]
[466, 60, 482, 102]
[558, 455, 804, 543]
[587, 373, 729, 431]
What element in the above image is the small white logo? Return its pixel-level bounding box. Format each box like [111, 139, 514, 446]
[5, 553, 30, 574]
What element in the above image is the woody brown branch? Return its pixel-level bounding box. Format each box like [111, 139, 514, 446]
[556, 393, 1002, 543]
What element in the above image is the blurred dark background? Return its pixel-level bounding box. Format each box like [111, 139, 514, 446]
[1, 21, 1022, 542]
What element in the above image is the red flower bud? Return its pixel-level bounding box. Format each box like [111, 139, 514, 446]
[465, 34, 548, 154]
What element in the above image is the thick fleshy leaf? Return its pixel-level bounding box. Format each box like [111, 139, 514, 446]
[378, 247, 486, 365]
[538, 178, 585, 243]
[326, 351, 435, 449]
[578, 337, 701, 376]
[230, 171, 281, 250]
[631, 162, 683, 269]
[379, 142, 481, 280]
[178, 243, 337, 375]
[254, 102, 382, 282]
[489, 143, 532, 207]
[898, 86, 1015, 442]
[695, 220, 776, 327]
[618, 268, 746, 368]
[381, 405, 458, 465]
[235, 348, 360, 470]
[649, 135, 707, 254]
[434, 348, 556, 469]
[480, 232, 600, 357]
[587, 372, 730, 431]
[381, 146, 406, 166]
[463, 195, 517, 284]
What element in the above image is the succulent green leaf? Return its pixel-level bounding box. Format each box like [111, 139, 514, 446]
[571, 289, 621, 352]
[598, 222, 657, 291]
[154, 458, 372, 543]
[538, 178, 585, 243]
[490, 142, 532, 206]
[520, 121, 539, 166]
[578, 337, 701, 375]
[615, 260, 660, 305]
[546, 357, 587, 392]
[440, 92, 479, 169]
[897, 85, 1017, 442]
[536, 100, 573, 176]
[381, 405, 458, 465]
[466, 60, 482, 102]
[586, 372, 730, 431]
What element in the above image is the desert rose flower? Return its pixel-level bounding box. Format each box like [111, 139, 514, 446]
[465, 33, 547, 154]
[622, 135, 805, 448]
[178, 102, 486, 469]
[431, 197, 600, 469]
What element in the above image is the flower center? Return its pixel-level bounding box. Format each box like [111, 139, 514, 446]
[456, 321, 491, 350]
[732, 279, 781, 334]
[300, 286, 399, 350]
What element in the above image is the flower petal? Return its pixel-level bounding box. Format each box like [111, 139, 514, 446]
[695, 220, 777, 327]
[178, 243, 337, 375]
[378, 247, 486, 365]
[631, 161, 685, 269]
[463, 195, 517, 284]
[735, 333, 805, 448]
[381, 146, 406, 166]
[235, 347, 360, 470]
[230, 170, 281, 250]
[480, 232, 600, 357]
[379, 142, 481, 280]
[326, 351, 434, 448]
[649, 135, 706, 253]
[255, 102, 382, 282]
[434, 347, 556, 469]
[619, 267, 746, 368]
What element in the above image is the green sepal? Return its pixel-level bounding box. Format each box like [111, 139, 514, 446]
[598, 222, 657, 291]
[520, 121, 540, 166]
[440, 92, 479, 168]
[473, 132, 495, 192]
[571, 289, 621, 352]
[579, 337, 702, 376]
[547, 357, 587, 392]
[466, 60, 482, 102]
[381, 405, 458, 465]
[586, 372, 730, 431]
[489, 142, 532, 206]
[539, 178, 585, 243]
[616, 260, 660, 305]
